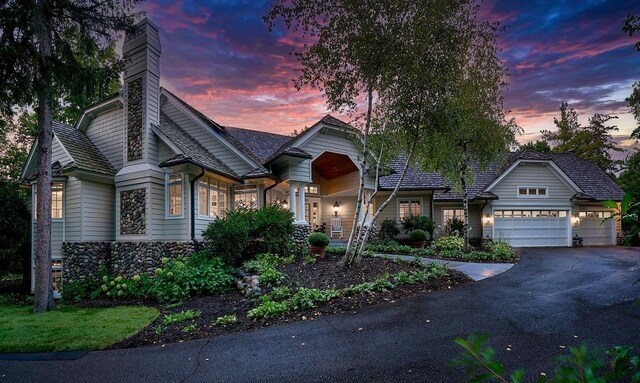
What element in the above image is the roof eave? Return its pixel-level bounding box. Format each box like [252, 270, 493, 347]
[160, 157, 243, 183]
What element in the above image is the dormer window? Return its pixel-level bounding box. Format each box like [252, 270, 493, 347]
[517, 186, 548, 198]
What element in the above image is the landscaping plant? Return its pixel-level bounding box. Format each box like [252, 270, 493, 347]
[444, 217, 466, 236]
[402, 215, 436, 239]
[379, 218, 400, 240]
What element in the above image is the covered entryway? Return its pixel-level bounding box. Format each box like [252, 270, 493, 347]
[493, 210, 570, 247]
[578, 211, 616, 245]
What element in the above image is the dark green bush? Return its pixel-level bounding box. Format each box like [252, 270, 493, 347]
[379, 218, 400, 240]
[308, 232, 330, 247]
[444, 217, 465, 236]
[401, 215, 436, 238]
[409, 229, 428, 241]
[434, 235, 464, 252]
[203, 204, 294, 265]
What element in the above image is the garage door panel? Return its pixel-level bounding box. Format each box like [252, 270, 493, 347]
[494, 210, 569, 247]
[578, 215, 615, 245]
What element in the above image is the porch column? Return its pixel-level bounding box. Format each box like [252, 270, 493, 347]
[289, 182, 297, 220]
[299, 183, 306, 223]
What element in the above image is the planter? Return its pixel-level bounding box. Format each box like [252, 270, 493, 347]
[309, 246, 326, 258]
[411, 241, 426, 248]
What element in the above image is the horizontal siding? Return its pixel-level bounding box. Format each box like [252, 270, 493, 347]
[490, 163, 574, 208]
[65, 177, 82, 241]
[51, 222, 64, 258]
[52, 136, 72, 165]
[150, 182, 165, 240]
[85, 108, 124, 171]
[161, 101, 253, 175]
[82, 181, 115, 241]
[289, 159, 311, 182]
[157, 139, 176, 163]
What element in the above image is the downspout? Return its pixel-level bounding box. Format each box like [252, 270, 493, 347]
[263, 178, 279, 206]
[191, 167, 206, 251]
[429, 191, 435, 219]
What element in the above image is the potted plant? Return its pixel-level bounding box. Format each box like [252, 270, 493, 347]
[409, 229, 428, 248]
[308, 232, 330, 258]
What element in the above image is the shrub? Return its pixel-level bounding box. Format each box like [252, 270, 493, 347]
[156, 310, 201, 333]
[372, 238, 398, 247]
[444, 217, 465, 236]
[203, 205, 294, 266]
[214, 314, 238, 326]
[434, 235, 464, 252]
[401, 215, 436, 237]
[242, 253, 285, 286]
[270, 286, 292, 300]
[379, 218, 400, 240]
[484, 241, 516, 260]
[289, 288, 333, 310]
[409, 229, 428, 241]
[410, 247, 435, 257]
[247, 299, 288, 319]
[308, 232, 330, 247]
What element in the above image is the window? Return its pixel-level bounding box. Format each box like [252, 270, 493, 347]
[234, 185, 257, 209]
[443, 208, 465, 223]
[34, 181, 64, 220]
[517, 186, 548, 198]
[398, 200, 421, 220]
[52, 259, 63, 293]
[578, 211, 612, 218]
[167, 174, 183, 217]
[294, 184, 320, 195]
[199, 178, 227, 218]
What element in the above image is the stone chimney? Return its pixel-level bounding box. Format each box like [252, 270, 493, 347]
[122, 18, 161, 165]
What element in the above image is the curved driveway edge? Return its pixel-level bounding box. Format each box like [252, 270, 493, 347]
[1, 247, 638, 383]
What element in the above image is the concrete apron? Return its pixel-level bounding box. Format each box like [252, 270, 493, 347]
[375, 254, 515, 281]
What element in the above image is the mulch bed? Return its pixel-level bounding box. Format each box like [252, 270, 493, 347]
[76, 253, 471, 349]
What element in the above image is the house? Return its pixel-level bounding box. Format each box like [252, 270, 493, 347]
[19, 19, 625, 294]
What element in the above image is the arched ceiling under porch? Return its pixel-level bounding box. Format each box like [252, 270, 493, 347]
[312, 152, 358, 180]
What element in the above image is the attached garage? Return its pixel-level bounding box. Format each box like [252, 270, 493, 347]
[493, 210, 570, 247]
[577, 211, 616, 245]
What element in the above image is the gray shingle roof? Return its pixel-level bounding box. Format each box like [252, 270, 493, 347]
[52, 122, 116, 176]
[378, 157, 448, 191]
[156, 112, 240, 180]
[548, 153, 625, 201]
[224, 126, 291, 163]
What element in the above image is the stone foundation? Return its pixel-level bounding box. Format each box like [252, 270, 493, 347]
[292, 223, 311, 247]
[120, 189, 146, 235]
[62, 241, 195, 282]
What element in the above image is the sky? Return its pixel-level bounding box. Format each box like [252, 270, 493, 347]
[144, 0, 640, 154]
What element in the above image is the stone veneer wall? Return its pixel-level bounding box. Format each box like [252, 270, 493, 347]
[127, 78, 143, 161]
[62, 241, 195, 281]
[62, 242, 111, 282]
[292, 223, 312, 248]
[120, 189, 146, 235]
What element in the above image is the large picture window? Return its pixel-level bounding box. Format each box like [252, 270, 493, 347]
[234, 185, 257, 209]
[167, 174, 183, 217]
[199, 178, 227, 218]
[398, 199, 421, 220]
[34, 181, 64, 220]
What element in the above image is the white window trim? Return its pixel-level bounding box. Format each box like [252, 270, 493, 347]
[32, 180, 65, 222]
[197, 177, 228, 220]
[165, 173, 185, 219]
[516, 185, 549, 198]
[397, 198, 423, 220]
[442, 207, 466, 223]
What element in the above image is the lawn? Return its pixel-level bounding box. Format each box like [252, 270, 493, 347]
[0, 305, 159, 352]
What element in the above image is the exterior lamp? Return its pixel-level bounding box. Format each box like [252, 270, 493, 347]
[571, 215, 580, 225]
[333, 201, 340, 216]
[483, 214, 493, 225]
[282, 200, 288, 209]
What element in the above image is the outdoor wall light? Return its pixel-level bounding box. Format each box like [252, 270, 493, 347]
[333, 201, 340, 216]
[483, 215, 493, 225]
[571, 215, 580, 225]
[282, 200, 288, 209]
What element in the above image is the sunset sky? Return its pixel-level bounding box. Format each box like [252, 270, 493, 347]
[145, 0, 640, 153]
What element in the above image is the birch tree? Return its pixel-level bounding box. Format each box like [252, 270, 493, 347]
[0, 0, 141, 313]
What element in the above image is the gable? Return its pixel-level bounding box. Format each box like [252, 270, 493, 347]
[488, 162, 578, 207]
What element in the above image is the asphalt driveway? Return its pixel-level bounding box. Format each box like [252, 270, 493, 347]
[1, 247, 639, 382]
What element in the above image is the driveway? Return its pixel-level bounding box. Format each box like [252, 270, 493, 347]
[1, 247, 639, 382]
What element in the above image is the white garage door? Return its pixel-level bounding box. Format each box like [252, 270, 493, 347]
[493, 210, 569, 247]
[578, 211, 615, 245]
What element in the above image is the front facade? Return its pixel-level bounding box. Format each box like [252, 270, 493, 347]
[19, 19, 625, 295]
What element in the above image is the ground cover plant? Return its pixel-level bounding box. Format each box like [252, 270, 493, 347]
[330, 236, 518, 263]
[111, 251, 470, 348]
[0, 304, 158, 352]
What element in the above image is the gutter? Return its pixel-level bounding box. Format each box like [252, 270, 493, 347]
[190, 167, 206, 251]
[263, 178, 280, 207]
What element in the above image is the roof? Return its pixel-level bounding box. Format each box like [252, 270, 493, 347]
[156, 112, 240, 181]
[224, 126, 291, 163]
[378, 157, 449, 191]
[52, 122, 116, 176]
[547, 153, 625, 201]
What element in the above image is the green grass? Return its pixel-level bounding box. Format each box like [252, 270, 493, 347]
[0, 304, 159, 352]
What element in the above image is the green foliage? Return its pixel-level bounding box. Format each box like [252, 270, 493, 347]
[409, 269, 429, 283]
[409, 229, 428, 241]
[366, 243, 413, 254]
[289, 288, 338, 310]
[379, 219, 400, 240]
[302, 253, 316, 264]
[214, 314, 238, 327]
[444, 218, 466, 236]
[434, 236, 465, 252]
[62, 252, 234, 303]
[156, 310, 201, 333]
[617, 150, 640, 203]
[260, 268, 285, 287]
[520, 140, 551, 153]
[410, 247, 436, 257]
[393, 271, 411, 285]
[247, 299, 288, 320]
[325, 246, 346, 255]
[203, 205, 294, 265]
[427, 263, 450, 278]
[402, 215, 436, 237]
[452, 333, 640, 383]
[270, 286, 292, 300]
[604, 193, 640, 246]
[242, 253, 286, 286]
[484, 241, 517, 260]
[308, 232, 330, 247]
[0, 181, 30, 280]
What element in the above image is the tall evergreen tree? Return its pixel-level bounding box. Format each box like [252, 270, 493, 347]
[0, 0, 142, 312]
